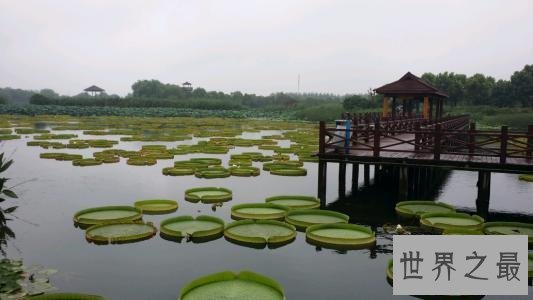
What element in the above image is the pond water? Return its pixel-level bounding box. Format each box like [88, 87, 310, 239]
[1, 126, 532, 299]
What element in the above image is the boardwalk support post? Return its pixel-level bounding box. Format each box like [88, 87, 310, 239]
[476, 171, 491, 219]
[363, 164, 370, 186]
[339, 162, 346, 198]
[351, 163, 359, 193]
[527, 124, 533, 160]
[398, 167, 408, 201]
[434, 123, 442, 160]
[468, 122, 476, 155]
[318, 161, 327, 207]
[500, 126, 508, 164]
[373, 119, 381, 157]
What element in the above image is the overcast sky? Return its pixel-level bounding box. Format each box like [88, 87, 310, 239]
[1, 0, 532, 96]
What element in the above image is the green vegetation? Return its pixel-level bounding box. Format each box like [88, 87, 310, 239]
[229, 166, 260, 177]
[231, 203, 289, 221]
[179, 270, 284, 300]
[28, 293, 104, 300]
[386, 259, 393, 284]
[305, 223, 376, 249]
[395, 201, 456, 219]
[442, 228, 484, 235]
[72, 158, 103, 167]
[0, 153, 18, 255]
[419, 212, 484, 233]
[73, 206, 142, 227]
[133, 199, 178, 214]
[159, 215, 224, 240]
[265, 195, 320, 210]
[184, 187, 233, 204]
[483, 222, 533, 245]
[224, 219, 296, 248]
[285, 209, 349, 231]
[85, 222, 157, 244]
[518, 174, 533, 182]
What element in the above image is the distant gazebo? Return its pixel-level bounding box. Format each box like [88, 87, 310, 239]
[374, 72, 448, 120]
[182, 82, 193, 93]
[84, 85, 105, 96]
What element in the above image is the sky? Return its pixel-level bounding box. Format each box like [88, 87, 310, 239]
[1, 0, 533, 96]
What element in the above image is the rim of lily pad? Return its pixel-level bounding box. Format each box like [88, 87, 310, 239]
[73, 205, 142, 227]
[179, 270, 284, 300]
[270, 167, 307, 176]
[27, 293, 105, 300]
[285, 209, 349, 231]
[190, 157, 222, 165]
[386, 259, 393, 285]
[184, 187, 233, 204]
[72, 158, 103, 167]
[195, 167, 231, 179]
[134, 199, 178, 214]
[231, 203, 289, 221]
[160, 215, 224, 241]
[162, 167, 195, 176]
[305, 223, 376, 249]
[224, 219, 296, 248]
[230, 166, 260, 177]
[482, 222, 533, 245]
[529, 253, 533, 278]
[265, 195, 320, 210]
[395, 201, 456, 219]
[85, 221, 157, 244]
[442, 228, 484, 235]
[419, 212, 484, 234]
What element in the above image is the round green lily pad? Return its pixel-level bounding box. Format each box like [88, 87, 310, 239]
[180, 270, 284, 300]
[195, 167, 231, 179]
[160, 215, 224, 241]
[306, 223, 376, 249]
[127, 157, 157, 166]
[442, 228, 484, 235]
[483, 222, 533, 245]
[231, 203, 289, 221]
[190, 157, 222, 165]
[270, 167, 307, 176]
[265, 195, 320, 210]
[285, 209, 349, 231]
[518, 174, 533, 182]
[386, 259, 393, 284]
[395, 201, 455, 219]
[420, 212, 484, 233]
[230, 166, 260, 177]
[85, 222, 157, 244]
[185, 187, 233, 204]
[28, 293, 104, 300]
[224, 219, 296, 248]
[72, 158, 103, 167]
[134, 199, 178, 214]
[162, 167, 195, 176]
[73, 206, 142, 227]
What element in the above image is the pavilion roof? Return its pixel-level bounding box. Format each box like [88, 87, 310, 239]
[83, 85, 105, 92]
[374, 72, 448, 98]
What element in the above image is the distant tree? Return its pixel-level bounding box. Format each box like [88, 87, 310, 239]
[510, 64, 533, 107]
[191, 88, 207, 98]
[0, 87, 35, 105]
[490, 80, 514, 107]
[343, 94, 371, 110]
[0, 96, 6, 105]
[423, 72, 466, 106]
[39, 89, 59, 98]
[465, 74, 495, 105]
[29, 94, 50, 105]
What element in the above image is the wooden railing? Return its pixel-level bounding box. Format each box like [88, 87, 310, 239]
[319, 116, 533, 165]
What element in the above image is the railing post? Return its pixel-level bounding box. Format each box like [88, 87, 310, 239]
[414, 122, 421, 153]
[434, 123, 442, 160]
[319, 121, 325, 155]
[500, 126, 508, 164]
[527, 124, 533, 160]
[468, 122, 476, 155]
[373, 119, 381, 157]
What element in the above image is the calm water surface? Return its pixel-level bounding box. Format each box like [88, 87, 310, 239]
[2, 129, 532, 300]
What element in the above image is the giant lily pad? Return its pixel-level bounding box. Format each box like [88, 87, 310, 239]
[518, 174, 533, 182]
[395, 201, 455, 219]
[386, 259, 393, 284]
[442, 228, 484, 235]
[529, 253, 533, 278]
[285, 209, 349, 231]
[29, 293, 104, 300]
[73, 206, 142, 227]
[134, 199, 178, 214]
[483, 222, 533, 246]
[190, 157, 222, 165]
[185, 187, 233, 204]
[85, 222, 157, 244]
[231, 203, 289, 221]
[420, 212, 484, 234]
[265, 195, 320, 210]
[270, 167, 307, 176]
[224, 219, 296, 248]
[230, 166, 260, 177]
[160, 215, 224, 241]
[180, 270, 284, 300]
[306, 223, 376, 249]
[195, 166, 231, 179]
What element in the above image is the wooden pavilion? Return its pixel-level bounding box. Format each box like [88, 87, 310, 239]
[374, 72, 448, 120]
[83, 85, 105, 96]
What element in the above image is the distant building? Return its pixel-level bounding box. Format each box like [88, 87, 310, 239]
[84, 85, 105, 96]
[182, 82, 192, 93]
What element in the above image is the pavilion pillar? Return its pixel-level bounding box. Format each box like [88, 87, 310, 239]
[392, 97, 397, 119]
[423, 96, 429, 120]
[429, 98, 434, 120]
[382, 96, 389, 118]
